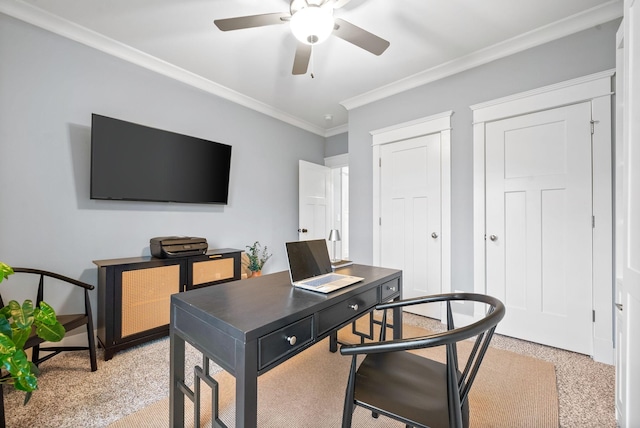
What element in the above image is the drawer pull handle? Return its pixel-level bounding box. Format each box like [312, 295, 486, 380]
[209, 254, 222, 259]
[387, 286, 396, 292]
[349, 304, 359, 311]
[286, 336, 297, 346]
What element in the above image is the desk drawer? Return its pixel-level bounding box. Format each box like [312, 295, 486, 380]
[317, 287, 378, 336]
[380, 278, 400, 301]
[258, 316, 313, 369]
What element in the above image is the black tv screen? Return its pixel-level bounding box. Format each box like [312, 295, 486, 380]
[90, 114, 231, 204]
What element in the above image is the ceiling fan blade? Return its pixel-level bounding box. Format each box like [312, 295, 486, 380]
[214, 12, 290, 31]
[333, 18, 390, 55]
[292, 43, 312, 75]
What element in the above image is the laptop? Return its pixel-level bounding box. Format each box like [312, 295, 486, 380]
[285, 239, 364, 293]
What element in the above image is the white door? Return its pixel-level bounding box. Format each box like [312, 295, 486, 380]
[380, 134, 441, 318]
[298, 160, 331, 241]
[485, 102, 593, 355]
[620, 1, 640, 425]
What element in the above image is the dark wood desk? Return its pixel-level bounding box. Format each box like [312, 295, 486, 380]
[169, 264, 402, 427]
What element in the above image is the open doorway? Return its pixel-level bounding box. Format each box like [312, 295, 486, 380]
[326, 154, 349, 261]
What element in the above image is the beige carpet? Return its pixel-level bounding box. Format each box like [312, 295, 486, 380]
[111, 323, 558, 427]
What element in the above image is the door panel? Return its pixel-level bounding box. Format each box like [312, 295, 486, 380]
[298, 160, 330, 241]
[485, 102, 593, 355]
[380, 134, 441, 318]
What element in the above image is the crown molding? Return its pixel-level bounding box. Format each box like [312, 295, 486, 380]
[0, 0, 328, 137]
[1, 0, 623, 137]
[340, 0, 623, 111]
[324, 123, 348, 137]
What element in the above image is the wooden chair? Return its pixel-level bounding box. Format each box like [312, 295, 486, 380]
[340, 292, 505, 428]
[1, 268, 98, 371]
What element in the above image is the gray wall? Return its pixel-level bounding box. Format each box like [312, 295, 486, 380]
[325, 132, 348, 157]
[348, 19, 619, 292]
[0, 14, 324, 315]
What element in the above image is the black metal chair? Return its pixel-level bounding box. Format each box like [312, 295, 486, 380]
[340, 292, 505, 428]
[1, 268, 98, 371]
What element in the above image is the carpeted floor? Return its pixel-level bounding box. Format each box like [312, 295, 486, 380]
[110, 322, 559, 427]
[2, 313, 615, 427]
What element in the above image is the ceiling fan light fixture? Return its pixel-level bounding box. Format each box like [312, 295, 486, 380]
[290, 5, 334, 45]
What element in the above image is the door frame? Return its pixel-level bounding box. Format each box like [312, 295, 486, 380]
[371, 110, 453, 299]
[325, 153, 349, 260]
[471, 70, 614, 363]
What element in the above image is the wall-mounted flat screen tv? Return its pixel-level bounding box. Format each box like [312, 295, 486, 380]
[90, 114, 232, 204]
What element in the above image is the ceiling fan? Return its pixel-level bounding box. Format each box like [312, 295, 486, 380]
[214, 0, 390, 76]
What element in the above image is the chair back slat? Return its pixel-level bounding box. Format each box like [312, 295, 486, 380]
[459, 331, 484, 390]
[446, 342, 464, 428]
[446, 301, 460, 373]
[36, 274, 45, 305]
[460, 326, 497, 404]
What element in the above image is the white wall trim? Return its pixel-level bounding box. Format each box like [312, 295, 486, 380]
[370, 111, 453, 145]
[0, 0, 329, 137]
[324, 153, 349, 168]
[325, 124, 349, 137]
[471, 71, 614, 364]
[341, 1, 622, 111]
[470, 69, 615, 121]
[371, 111, 452, 301]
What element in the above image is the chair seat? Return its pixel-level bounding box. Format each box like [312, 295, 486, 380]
[355, 351, 469, 428]
[24, 313, 88, 349]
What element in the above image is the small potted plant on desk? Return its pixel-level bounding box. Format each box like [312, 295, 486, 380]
[0, 261, 65, 422]
[245, 241, 272, 277]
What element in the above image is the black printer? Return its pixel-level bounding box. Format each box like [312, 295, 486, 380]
[150, 236, 208, 258]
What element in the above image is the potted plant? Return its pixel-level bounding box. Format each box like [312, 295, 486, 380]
[245, 241, 272, 277]
[0, 261, 65, 404]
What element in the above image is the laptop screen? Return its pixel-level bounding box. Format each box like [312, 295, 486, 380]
[285, 239, 333, 282]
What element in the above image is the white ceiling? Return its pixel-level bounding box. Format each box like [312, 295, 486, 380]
[1, 0, 622, 136]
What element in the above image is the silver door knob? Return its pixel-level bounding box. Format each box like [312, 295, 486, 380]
[490, 235, 497, 241]
[431, 232, 438, 239]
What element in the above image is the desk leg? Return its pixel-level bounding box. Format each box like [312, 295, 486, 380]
[170, 326, 186, 427]
[235, 340, 259, 428]
[393, 292, 403, 340]
[329, 331, 338, 352]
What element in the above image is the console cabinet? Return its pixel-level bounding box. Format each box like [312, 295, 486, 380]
[93, 248, 241, 360]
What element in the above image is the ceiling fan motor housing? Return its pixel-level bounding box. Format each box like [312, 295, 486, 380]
[290, 4, 335, 45]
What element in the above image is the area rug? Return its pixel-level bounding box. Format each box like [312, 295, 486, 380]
[110, 323, 559, 427]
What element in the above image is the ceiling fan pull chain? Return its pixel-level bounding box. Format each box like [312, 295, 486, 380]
[310, 46, 315, 78]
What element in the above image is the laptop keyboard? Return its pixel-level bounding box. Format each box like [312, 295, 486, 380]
[304, 274, 343, 287]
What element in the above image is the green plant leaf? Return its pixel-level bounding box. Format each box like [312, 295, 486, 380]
[0, 262, 14, 284]
[14, 371, 37, 392]
[34, 301, 57, 325]
[0, 315, 13, 338]
[0, 305, 10, 319]
[6, 348, 30, 373]
[11, 327, 31, 350]
[30, 361, 40, 377]
[12, 357, 38, 392]
[35, 321, 65, 342]
[8, 300, 34, 330]
[0, 332, 16, 355]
